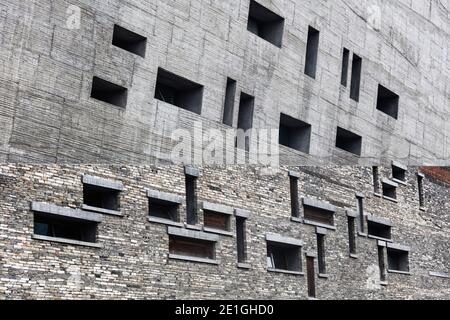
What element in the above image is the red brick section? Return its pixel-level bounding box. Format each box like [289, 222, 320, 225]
[420, 167, 450, 184]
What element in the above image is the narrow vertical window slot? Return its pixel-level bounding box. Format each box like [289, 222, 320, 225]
[304, 26, 320, 79]
[222, 78, 237, 127]
[341, 48, 350, 87]
[350, 54, 362, 102]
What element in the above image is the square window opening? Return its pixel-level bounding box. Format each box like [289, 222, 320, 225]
[377, 85, 399, 119]
[387, 248, 409, 272]
[382, 182, 397, 200]
[83, 184, 120, 211]
[266, 241, 301, 272]
[392, 165, 406, 182]
[279, 113, 312, 154]
[335, 127, 362, 156]
[112, 24, 147, 57]
[154, 68, 204, 115]
[247, 0, 285, 48]
[91, 77, 128, 108]
[149, 198, 179, 222]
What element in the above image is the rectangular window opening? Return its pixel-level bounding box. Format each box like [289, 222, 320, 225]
[290, 176, 300, 218]
[149, 198, 180, 222]
[341, 48, 350, 87]
[387, 248, 409, 273]
[373, 166, 380, 194]
[335, 127, 362, 156]
[34, 213, 97, 243]
[279, 113, 312, 154]
[112, 24, 147, 58]
[222, 78, 237, 127]
[247, 0, 285, 48]
[378, 246, 386, 282]
[303, 205, 334, 227]
[306, 256, 316, 298]
[348, 216, 356, 255]
[236, 217, 247, 263]
[377, 85, 399, 119]
[317, 234, 326, 274]
[91, 76, 128, 108]
[83, 184, 120, 212]
[186, 175, 198, 225]
[382, 182, 397, 200]
[368, 221, 392, 241]
[169, 235, 215, 260]
[350, 54, 362, 102]
[418, 175, 425, 207]
[356, 196, 364, 233]
[266, 241, 301, 272]
[304, 26, 320, 79]
[204, 210, 230, 232]
[154, 68, 204, 115]
[236, 92, 255, 151]
[392, 164, 407, 182]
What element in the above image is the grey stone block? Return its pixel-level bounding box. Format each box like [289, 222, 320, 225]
[82, 175, 123, 191]
[147, 189, 183, 204]
[302, 198, 336, 212]
[367, 215, 393, 227]
[234, 208, 250, 219]
[184, 166, 200, 177]
[168, 226, 219, 242]
[31, 202, 103, 223]
[201, 201, 233, 215]
[387, 243, 411, 252]
[266, 233, 303, 247]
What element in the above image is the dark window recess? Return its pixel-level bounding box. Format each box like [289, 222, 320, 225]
[356, 195, 364, 233]
[279, 113, 312, 154]
[154, 68, 204, 115]
[236, 92, 255, 151]
[186, 174, 198, 225]
[317, 234, 326, 274]
[341, 48, 350, 87]
[222, 78, 237, 127]
[290, 176, 300, 218]
[373, 166, 380, 194]
[149, 198, 179, 222]
[204, 210, 230, 231]
[236, 217, 247, 263]
[112, 24, 147, 58]
[304, 205, 334, 226]
[247, 0, 285, 48]
[90, 77, 128, 108]
[169, 235, 215, 260]
[266, 241, 301, 272]
[348, 217, 356, 255]
[83, 184, 119, 211]
[304, 26, 320, 79]
[335, 127, 362, 156]
[418, 175, 425, 207]
[368, 220, 392, 240]
[382, 182, 397, 200]
[34, 213, 97, 243]
[378, 246, 386, 282]
[387, 248, 409, 272]
[306, 256, 316, 298]
[350, 54, 362, 102]
[392, 164, 406, 182]
[376, 85, 399, 119]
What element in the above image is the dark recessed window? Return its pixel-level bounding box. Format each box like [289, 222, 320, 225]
[247, 0, 285, 48]
[169, 235, 215, 260]
[348, 216, 357, 255]
[378, 246, 387, 282]
[222, 78, 237, 127]
[266, 241, 301, 272]
[392, 164, 407, 182]
[290, 175, 300, 218]
[236, 92, 255, 151]
[341, 48, 350, 87]
[83, 184, 119, 212]
[387, 248, 409, 272]
[90, 77, 128, 108]
[112, 24, 147, 58]
[149, 198, 179, 222]
[368, 221, 392, 241]
[204, 210, 230, 232]
[154, 68, 204, 115]
[304, 26, 320, 79]
[303, 205, 334, 227]
[317, 234, 326, 274]
[372, 166, 380, 194]
[350, 54, 362, 102]
[418, 174, 425, 207]
[34, 213, 97, 243]
[185, 173, 198, 225]
[335, 127, 362, 156]
[236, 216, 247, 263]
[377, 85, 399, 119]
[382, 182, 397, 200]
[279, 113, 312, 154]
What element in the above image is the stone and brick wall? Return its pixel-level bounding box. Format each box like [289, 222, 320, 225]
[0, 164, 448, 299]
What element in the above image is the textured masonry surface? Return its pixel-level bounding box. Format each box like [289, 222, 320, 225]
[0, 0, 448, 165]
[0, 164, 448, 299]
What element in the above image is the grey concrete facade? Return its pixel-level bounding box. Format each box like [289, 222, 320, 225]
[0, 164, 448, 299]
[0, 0, 448, 165]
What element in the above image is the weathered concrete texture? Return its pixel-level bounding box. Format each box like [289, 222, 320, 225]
[0, 0, 448, 165]
[0, 164, 448, 299]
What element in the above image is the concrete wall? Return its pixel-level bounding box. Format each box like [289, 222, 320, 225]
[0, 164, 448, 299]
[0, 0, 448, 165]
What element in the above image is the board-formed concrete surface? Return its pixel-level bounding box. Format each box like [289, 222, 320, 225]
[0, 0, 449, 165]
